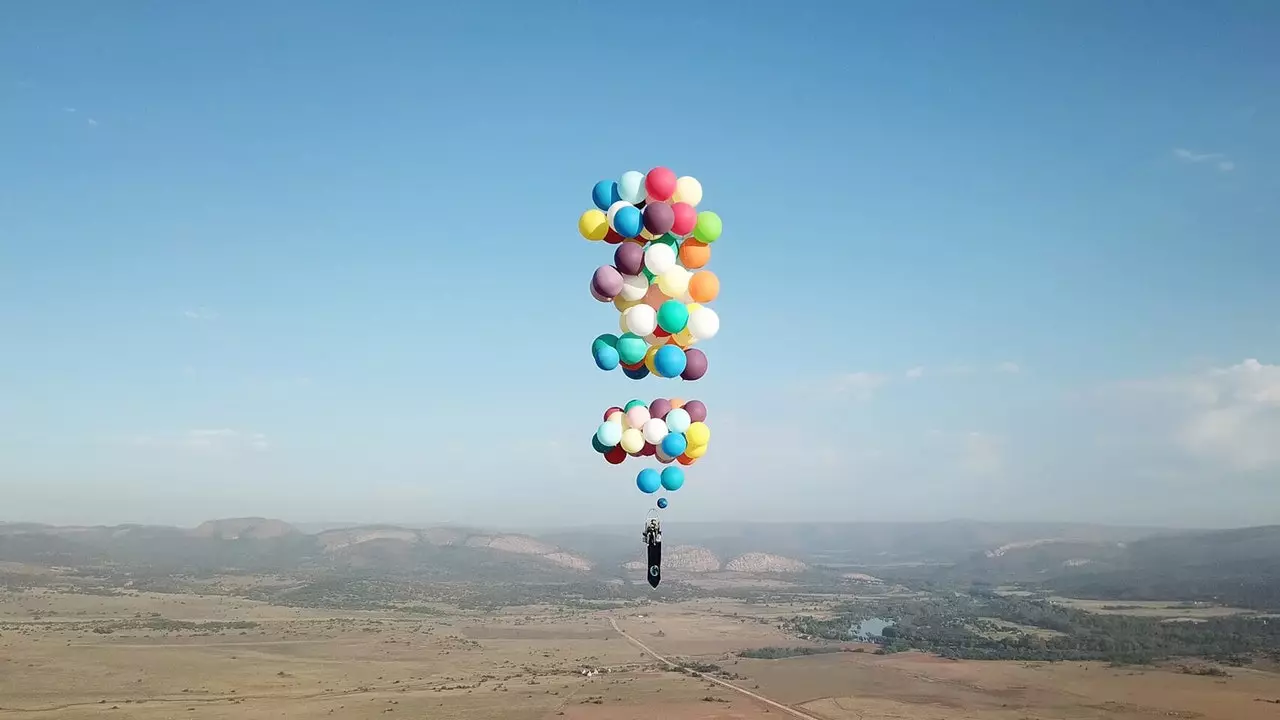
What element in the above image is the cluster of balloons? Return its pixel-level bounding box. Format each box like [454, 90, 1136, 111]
[591, 397, 711, 489]
[580, 167, 722, 380]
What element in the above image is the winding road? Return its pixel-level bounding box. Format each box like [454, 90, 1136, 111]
[607, 616, 822, 720]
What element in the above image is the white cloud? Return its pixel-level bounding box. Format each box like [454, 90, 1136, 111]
[996, 361, 1021, 374]
[1172, 148, 1234, 173]
[87, 118, 98, 127]
[833, 371, 887, 398]
[182, 308, 219, 321]
[905, 366, 925, 379]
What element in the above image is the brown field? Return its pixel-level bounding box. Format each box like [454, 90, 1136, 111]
[1049, 596, 1257, 618]
[2, 590, 1279, 720]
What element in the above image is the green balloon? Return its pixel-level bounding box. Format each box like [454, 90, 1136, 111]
[624, 399, 646, 411]
[693, 211, 722, 243]
[656, 300, 689, 334]
[642, 266, 655, 282]
[657, 233, 682, 249]
[592, 334, 619, 354]
[616, 333, 647, 365]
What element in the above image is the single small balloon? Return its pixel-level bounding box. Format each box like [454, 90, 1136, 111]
[672, 176, 703, 206]
[644, 167, 677, 202]
[653, 345, 687, 378]
[660, 466, 686, 492]
[579, 209, 608, 241]
[592, 180, 621, 211]
[681, 349, 707, 380]
[618, 171, 647, 204]
[693, 211, 722, 243]
[660, 431, 687, 458]
[637, 468, 662, 494]
[670, 202, 697, 236]
[657, 497, 669, 509]
[591, 434, 609, 454]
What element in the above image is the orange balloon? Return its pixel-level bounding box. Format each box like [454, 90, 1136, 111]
[688, 271, 719, 303]
[642, 283, 666, 310]
[669, 398, 685, 409]
[676, 454, 695, 466]
[679, 239, 711, 269]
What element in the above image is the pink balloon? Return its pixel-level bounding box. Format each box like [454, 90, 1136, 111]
[671, 202, 697, 236]
[626, 406, 650, 429]
[645, 167, 677, 202]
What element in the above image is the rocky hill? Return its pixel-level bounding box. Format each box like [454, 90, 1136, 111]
[725, 552, 807, 573]
[623, 545, 721, 572]
[191, 517, 300, 540]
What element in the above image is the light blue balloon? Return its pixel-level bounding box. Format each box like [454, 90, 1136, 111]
[592, 180, 621, 211]
[593, 344, 619, 371]
[660, 432, 687, 458]
[665, 408, 691, 433]
[660, 466, 685, 492]
[653, 345, 687, 378]
[637, 468, 662, 494]
[613, 205, 643, 238]
[618, 171, 646, 204]
[596, 422, 622, 447]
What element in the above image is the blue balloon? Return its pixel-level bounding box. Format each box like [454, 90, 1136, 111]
[592, 180, 621, 211]
[613, 205, 643, 239]
[596, 422, 622, 447]
[653, 345, 687, 378]
[637, 468, 662, 494]
[593, 344, 620, 371]
[591, 434, 609, 454]
[657, 497, 668, 509]
[660, 432, 687, 458]
[660, 466, 685, 492]
[623, 365, 650, 380]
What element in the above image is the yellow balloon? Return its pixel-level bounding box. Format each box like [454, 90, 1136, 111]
[685, 421, 711, 447]
[619, 314, 629, 334]
[685, 443, 707, 459]
[614, 295, 640, 312]
[620, 427, 645, 454]
[643, 345, 660, 373]
[579, 209, 608, 241]
[640, 228, 657, 240]
[672, 176, 703, 207]
[672, 328, 694, 348]
[645, 333, 668, 346]
[656, 267, 691, 298]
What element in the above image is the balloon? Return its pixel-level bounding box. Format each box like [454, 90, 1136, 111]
[688, 270, 719, 303]
[642, 345, 660, 374]
[624, 399, 647, 411]
[591, 434, 609, 453]
[642, 202, 674, 236]
[683, 399, 707, 423]
[670, 202, 697, 236]
[656, 300, 689, 334]
[625, 406, 651, 429]
[614, 294, 641, 312]
[685, 421, 710, 447]
[623, 304, 658, 336]
[641, 418, 669, 445]
[657, 497, 669, 509]
[606, 201, 630, 229]
[686, 306, 719, 341]
[641, 282, 667, 310]
[669, 398, 685, 408]
[693, 211, 722, 243]
[681, 349, 707, 380]
[649, 398, 672, 420]
[592, 180, 621, 211]
[596, 422, 623, 447]
[645, 167, 677, 202]
[640, 442, 657, 456]
[672, 176, 702, 207]
[619, 273, 648, 302]
[676, 454, 695, 466]
[579, 209, 609, 241]
[685, 443, 707, 459]
[660, 466, 685, 491]
[612, 204, 643, 239]
[591, 266, 624, 299]
[605, 446, 627, 464]
[665, 408, 691, 433]
[604, 228, 624, 245]
[590, 284, 609, 303]
[620, 427, 645, 454]
[593, 343, 620, 371]
[660, 432, 687, 458]
[623, 365, 650, 380]
[655, 447, 675, 464]
[653, 345, 687, 378]
[643, 243, 677, 276]
[603, 406, 623, 421]
[614, 242, 645, 276]
[636, 468, 661, 494]
[679, 239, 711, 269]
[606, 410, 625, 424]
[618, 171, 646, 204]
[656, 266, 691, 299]
[592, 334, 618, 352]
[616, 333, 647, 365]
[656, 232, 682, 249]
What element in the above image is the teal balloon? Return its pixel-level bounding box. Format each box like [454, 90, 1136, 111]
[637, 468, 662, 494]
[616, 333, 647, 365]
[660, 432, 687, 457]
[660, 466, 685, 492]
[623, 365, 650, 380]
[657, 233, 682, 249]
[591, 434, 609, 454]
[624, 399, 647, 411]
[596, 422, 623, 447]
[593, 344, 619, 371]
[656, 301, 688, 334]
[592, 334, 619, 353]
[653, 345, 686, 378]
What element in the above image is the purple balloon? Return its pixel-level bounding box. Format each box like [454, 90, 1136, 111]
[614, 242, 645, 276]
[681, 349, 708, 381]
[642, 202, 675, 236]
[590, 283, 609, 303]
[591, 265, 624, 299]
[683, 399, 707, 422]
[649, 398, 672, 420]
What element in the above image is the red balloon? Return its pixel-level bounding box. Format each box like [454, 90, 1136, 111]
[621, 359, 644, 371]
[603, 406, 623, 421]
[670, 202, 696, 236]
[640, 442, 657, 457]
[604, 228, 624, 245]
[605, 446, 626, 465]
[645, 167, 677, 202]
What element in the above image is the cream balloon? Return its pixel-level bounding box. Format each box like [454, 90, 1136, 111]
[656, 266, 691, 299]
[672, 176, 703, 207]
[686, 306, 720, 341]
[619, 273, 648, 302]
[620, 427, 645, 454]
[623, 304, 658, 336]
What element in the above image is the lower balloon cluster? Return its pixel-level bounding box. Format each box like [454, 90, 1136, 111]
[592, 397, 710, 491]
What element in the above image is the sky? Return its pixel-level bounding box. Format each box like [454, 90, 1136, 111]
[1, 1, 1277, 530]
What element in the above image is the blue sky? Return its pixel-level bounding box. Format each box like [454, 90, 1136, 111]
[2, 1, 1277, 529]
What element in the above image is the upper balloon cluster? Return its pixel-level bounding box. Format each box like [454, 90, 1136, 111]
[578, 168, 722, 380]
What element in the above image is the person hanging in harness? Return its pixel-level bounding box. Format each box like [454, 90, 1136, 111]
[643, 515, 662, 588]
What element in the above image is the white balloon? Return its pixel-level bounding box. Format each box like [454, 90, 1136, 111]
[619, 273, 648, 302]
[606, 200, 632, 232]
[687, 306, 720, 341]
[623, 304, 657, 336]
[665, 408, 691, 433]
[643, 243, 677, 276]
[641, 418, 669, 445]
[672, 176, 703, 207]
[618, 171, 646, 204]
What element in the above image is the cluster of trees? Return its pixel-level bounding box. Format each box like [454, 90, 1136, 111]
[738, 646, 847, 659]
[786, 594, 1280, 664]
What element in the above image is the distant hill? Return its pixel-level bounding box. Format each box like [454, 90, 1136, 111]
[191, 517, 300, 540]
